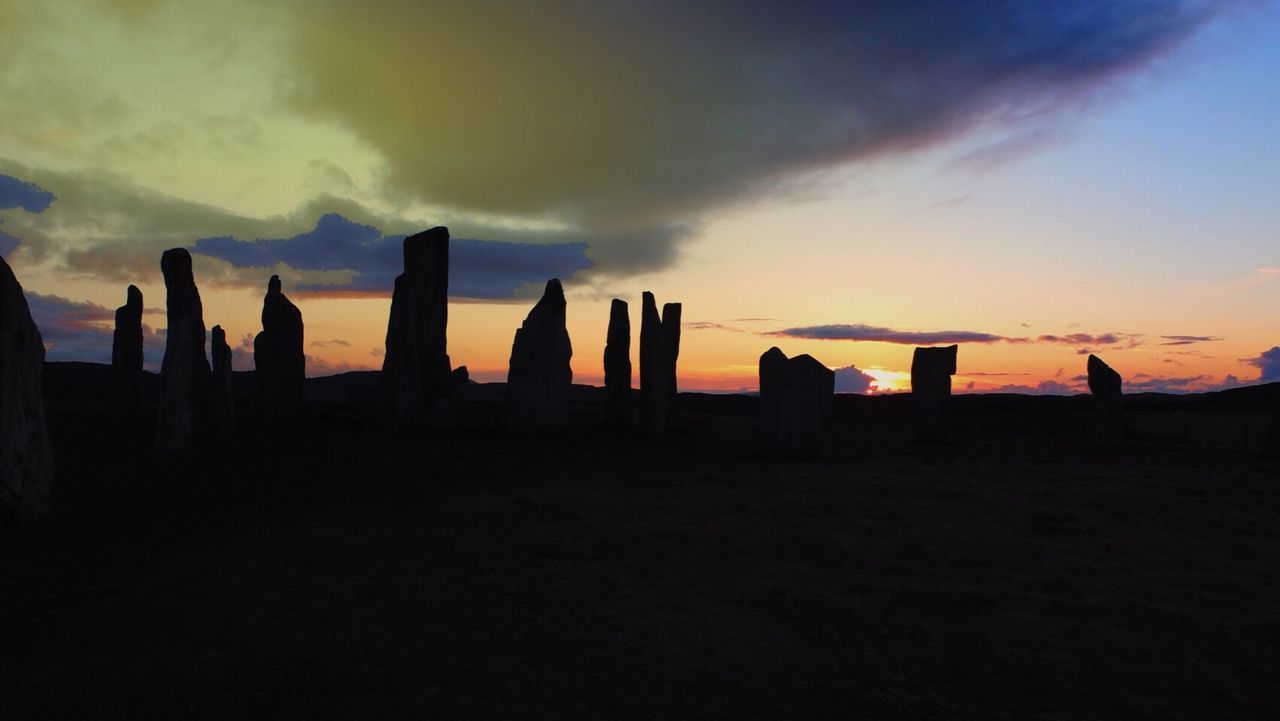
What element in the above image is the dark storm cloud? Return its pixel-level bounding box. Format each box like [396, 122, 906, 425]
[0, 174, 56, 213]
[292, 0, 1229, 245]
[191, 213, 594, 300]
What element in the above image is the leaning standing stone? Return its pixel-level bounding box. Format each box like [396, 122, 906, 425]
[0, 256, 55, 521]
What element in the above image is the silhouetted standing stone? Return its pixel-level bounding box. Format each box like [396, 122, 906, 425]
[0, 256, 54, 521]
[451, 365, 469, 389]
[254, 275, 305, 417]
[1087, 354, 1124, 449]
[911, 345, 957, 442]
[640, 292, 681, 434]
[380, 227, 452, 425]
[507, 279, 573, 431]
[210, 325, 236, 435]
[603, 298, 632, 424]
[156, 248, 210, 454]
[112, 284, 144, 418]
[759, 347, 835, 455]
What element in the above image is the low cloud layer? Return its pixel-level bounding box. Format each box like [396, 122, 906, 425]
[769, 324, 1005, 345]
[191, 213, 594, 299]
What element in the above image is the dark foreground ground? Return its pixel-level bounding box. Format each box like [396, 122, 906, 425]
[3, 364, 1279, 719]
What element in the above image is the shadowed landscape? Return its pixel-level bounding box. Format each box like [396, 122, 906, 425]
[4, 2, 1280, 717]
[4, 365, 1279, 718]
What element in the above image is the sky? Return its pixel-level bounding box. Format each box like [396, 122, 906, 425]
[1, 0, 1278, 393]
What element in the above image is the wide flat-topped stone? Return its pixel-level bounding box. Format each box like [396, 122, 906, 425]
[759, 347, 835, 455]
[911, 344, 957, 443]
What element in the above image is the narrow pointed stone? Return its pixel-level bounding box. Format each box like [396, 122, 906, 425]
[254, 275, 305, 417]
[111, 284, 144, 418]
[1087, 354, 1124, 449]
[379, 226, 452, 425]
[0, 256, 54, 521]
[911, 344, 957, 442]
[156, 248, 210, 454]
[603, 298, 632, 424]
[640, 292, 681, 434]
[507, 279, 573, 431]
[210, 324, 236, 435]
[759, 347, 835, 455]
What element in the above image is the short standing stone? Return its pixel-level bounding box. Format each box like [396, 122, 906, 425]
[506, 279, 573, 431]
[640, 292, 681, 434]
[112, 284, 144, 418]
[1087, 354, 1124, 449]
[254, 275, 305, 417]
[156, 248, 210, 454]
[911, 345, 957, 442]
[379, 227, 452, 425]
[0, 256, 55, 521]
[759, 347, 835, 454]
[603, 298, 632, 424]
[210, 324, 236, 435]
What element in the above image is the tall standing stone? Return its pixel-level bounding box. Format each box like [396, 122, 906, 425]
[0, 256, 54, 521]
[759, 347, 835, 455]
[379, 227, 452, 425]
[603, 298, 632, 424]
[911, 344, 957, 442]
[640, 292, 682, 434]
[254, 275, 305, 417]
[155, 248, 210, 454]
[111, 284, 144, 418]
[210, 324, 236, 435]
[1087, 354, 1124, 449]
[507, 279, 573, 431]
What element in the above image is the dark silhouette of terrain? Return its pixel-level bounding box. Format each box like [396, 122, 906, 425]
[4, 362, 1279, 718]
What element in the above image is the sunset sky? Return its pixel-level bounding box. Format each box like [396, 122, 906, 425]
[1, 0, 1277, 393]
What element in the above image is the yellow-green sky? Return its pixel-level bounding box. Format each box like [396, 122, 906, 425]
[2, 0, 1278, 392]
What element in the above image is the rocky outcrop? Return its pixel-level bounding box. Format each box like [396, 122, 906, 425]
[0, 256, 54, 521]
[507, 279, 573, 431]
[1087, 354, 1124, 449]
[253, 275, 305, 417]
[759, 347, 835, 455]
[155, 248, 210, 454]
[911, 345, 957, 442]
[111, 284, 144, 418]
[640, 292, 682, 434]
[379, 227, 452, 425]
[210, 324, 236, 435]
[603, 298, 632, 424]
